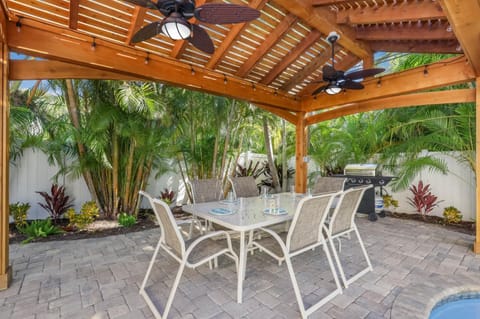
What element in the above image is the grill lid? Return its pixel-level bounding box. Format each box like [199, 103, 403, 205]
[344, 164, 377, 176]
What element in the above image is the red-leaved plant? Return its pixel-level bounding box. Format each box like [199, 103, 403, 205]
[159, 188, 175, 205]
[36, 184, 74, 223]
[408, 180, 442, 220]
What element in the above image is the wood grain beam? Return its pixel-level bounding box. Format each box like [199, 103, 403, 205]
[337, 1, 445, 24]
[9, 60, 143, 80]
[369, 40, 461, 54]
[7, 20, 300, 111]
[475, 77, 480, 253]
[236, 13, 296, 78]
[295, 112, 308, 193]
[303, 56, 475, 111]
[274, 0, 371, 59]
[68, 0, 80, 30]
[206, 0, 267, 70]
[260, 30, 321, 85]
[125, 6, 147, 46]
[305, 89, 476, 125]
[312, 0, 348, 5]
[356, 24, 456, 41]
[439, 0, 480, 76]
[171, 0, 206, 59]
[254, 103, 297, 124]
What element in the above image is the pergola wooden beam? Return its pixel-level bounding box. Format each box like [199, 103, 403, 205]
[355, 24, 456, 41]
[311, 0, 348, 5]
[274, 0, 371, 59]
[9, 60, 143, 81]
[125, 6, 147, 46]
[68, 0, 80, 30]
[260, 30, 321, 85]
[475, 77, 480, 253]
[439, 0, 480, 76]
[305, 89, 476, 125]
[254, 103, 298, 124]
[8, 20, 300, 111]
[236, 13, 296, 78]
[303, 56, 475, 111]
[336, 1, 446, 24]
[368, 40, 461, 54]
[206, 0, 267, 70]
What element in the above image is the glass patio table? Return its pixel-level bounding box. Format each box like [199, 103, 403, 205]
[183, 192, 303, 303]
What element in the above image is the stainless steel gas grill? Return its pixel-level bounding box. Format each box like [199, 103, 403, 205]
[334, 164, 395, 221]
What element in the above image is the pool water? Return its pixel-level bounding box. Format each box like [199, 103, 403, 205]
[430, 298, 480, 319]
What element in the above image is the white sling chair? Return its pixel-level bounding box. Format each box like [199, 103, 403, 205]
[140, 190, 198, 239]
[139, 196, 238, 319]
[228, 176, 259, 198]
[253, 193, 343, 318]
[325, 185, 373, 288]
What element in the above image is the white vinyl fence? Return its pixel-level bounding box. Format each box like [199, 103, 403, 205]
[9, 148, 477, 221]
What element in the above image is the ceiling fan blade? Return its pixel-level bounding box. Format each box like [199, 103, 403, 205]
[345, 68, 385, 80]
[132, 21, 162, 43]
[122, 0, 158, 9]
[189, 24, 214, 54]
[312, 85, 329, 96]
[194, 3, 260, 24]
[342, 80, 364, 90]
[322, 65, 337, 81]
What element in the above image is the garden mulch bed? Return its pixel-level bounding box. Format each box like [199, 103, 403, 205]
[8, 208, 476, 244]
[385, 211, 475, 236]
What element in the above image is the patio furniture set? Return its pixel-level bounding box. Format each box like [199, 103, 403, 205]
[139, 176, 373, 319]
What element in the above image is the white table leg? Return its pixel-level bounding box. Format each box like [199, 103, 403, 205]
[237, 230, 247, 303]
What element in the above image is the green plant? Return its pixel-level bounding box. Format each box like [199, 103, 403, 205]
[36, 184, 74, 222]
[443, 206, 462, 224]
[9, 202, 30, 229]
[408, 180, 442, 220]
[382, 195, 399, 209]
[160, 189, 175, 205]
[118, 213, 136, 227]
[19, 219, 63, 244]
[66, 201, 99, 230]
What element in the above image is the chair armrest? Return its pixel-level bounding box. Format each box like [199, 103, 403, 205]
[185, 230, 232, 255]
[258, 227, 289, 255]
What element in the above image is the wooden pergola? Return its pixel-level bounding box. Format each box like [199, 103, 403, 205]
[0, 0, 479, 290]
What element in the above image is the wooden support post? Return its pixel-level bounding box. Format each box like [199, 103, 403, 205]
[0, 42, 11, 290]
[474, 77, 480, 253]
[295, 112, 308, 193]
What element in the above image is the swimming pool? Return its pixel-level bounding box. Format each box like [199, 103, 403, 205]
[429, 293, 480, 319]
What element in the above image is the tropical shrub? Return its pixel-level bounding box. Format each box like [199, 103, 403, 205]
[118, 213, 136, 227]
[36, 184, 74, 222]
[19, 219, 63, 244]
[408, 180, 442, 220]
[443, 206, 462, 224]
[66, 201, 99, 230]
[160, 189, 175, 205]
[9, 202, 30, 229]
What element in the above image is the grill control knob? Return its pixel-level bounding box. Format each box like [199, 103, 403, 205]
[358, 178, 363, 184]
[350, 178, 356, 183]
[379, 179, 385, 185]
[365, 178, 371, 184]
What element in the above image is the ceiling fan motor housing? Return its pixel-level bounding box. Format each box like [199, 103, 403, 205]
[159, 0, 196, 19]
[327, 31, 340, 44]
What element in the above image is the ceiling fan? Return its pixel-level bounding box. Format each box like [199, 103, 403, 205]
[124, 0, 261, 54]
[312, 32, 385, 96]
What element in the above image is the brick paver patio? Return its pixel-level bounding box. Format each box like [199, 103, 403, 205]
[1, 216, 480, 319]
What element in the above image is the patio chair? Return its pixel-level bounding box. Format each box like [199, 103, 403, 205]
[139, 190, 198, 239]
[228, 176, 259, 198]
[253, 193, 343, 318]
[312, 176, 346, 195]
[325, 185, 373, 288]
[139, 197, 239, 319]
[188, 178, 224, 203]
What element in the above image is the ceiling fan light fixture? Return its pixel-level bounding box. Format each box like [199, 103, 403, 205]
[325, 84, 342, 95]
[161, 12, 191, 40]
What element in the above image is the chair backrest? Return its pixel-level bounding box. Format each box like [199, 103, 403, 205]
[139, 190, 185, 259]
[312, 176, 346, 194]
[190, 178, 223, 203]
[228, 176, 259, 198]
[286, 192, 338, 253]
[328, 185, 371, 235]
